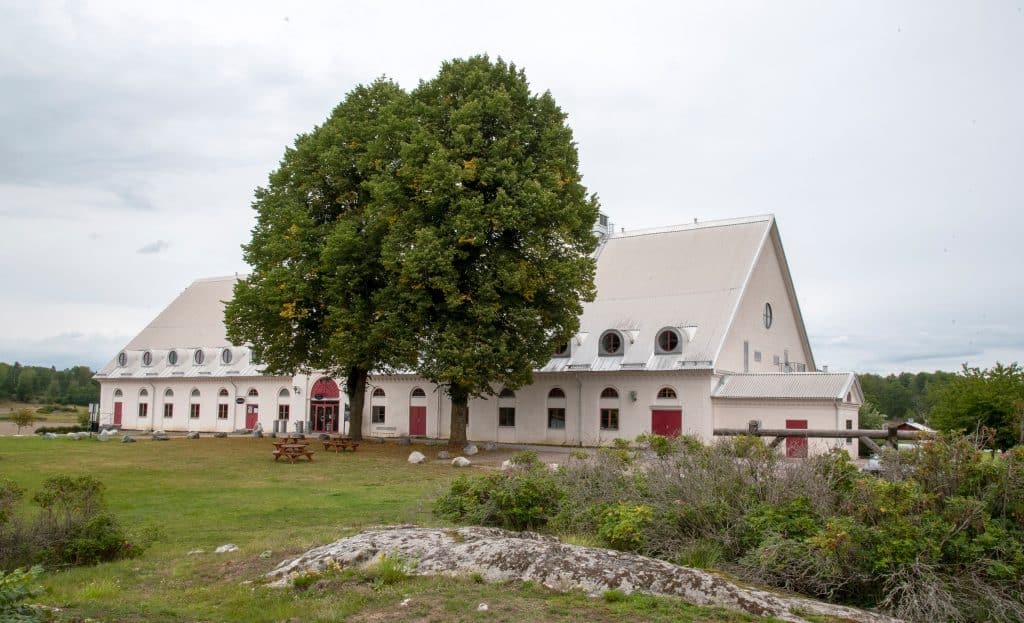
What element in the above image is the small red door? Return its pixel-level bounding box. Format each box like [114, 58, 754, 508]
[409, 406, 427, 436]
[651, 409, 682, 437]
[246, 404, 259, 429]
[786, 419, 808, 458]
[113, 402, 123, 426]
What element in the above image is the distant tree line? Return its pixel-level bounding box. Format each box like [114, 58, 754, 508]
[0, 362, 98, 405]
[859, 363, 1024, 449]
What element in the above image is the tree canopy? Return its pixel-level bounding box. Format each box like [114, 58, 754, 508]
[379, 55, 599, 443]
[0, 362, 97, 405]
[226, 56, 599, 444]
[927, 362, 1024, 449]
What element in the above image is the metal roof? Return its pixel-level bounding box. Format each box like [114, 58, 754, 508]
[713, 372, 858, 400]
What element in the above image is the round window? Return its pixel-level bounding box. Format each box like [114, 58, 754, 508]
[600, 331, 622, 355]
[221, 348, 232, 365]
[194, 350, 205, 365]
[142, 351, 153, 366]
[117, 352, 127, 367]
[167, 350, 178, 365]
[763, 303, 773, 329]
[657, 329, 680, 353]
[553, 342, 569, 357]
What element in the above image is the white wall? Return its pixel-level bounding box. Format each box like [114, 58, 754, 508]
[712, 398, 855, 457]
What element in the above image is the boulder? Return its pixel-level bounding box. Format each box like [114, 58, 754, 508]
[214, 432, 228, 438]
[186, 431, 200, 439]
[152, 431, 170, 441]
[451, 457, 471, 467]
[43, 433, 58, 439]
[483, 442, 498, 451]
[66, 432, 81, 439]
[252, 423, 264, 438]
[547, 463, 560, 472]
[500, 459, 513, 471]
[266, 527, 899, 623]
[215, 544, 239, 554]
[463, 444, 478, 456]
[407, 451, 427, 464]
[436, 450, 450, 460]
[398, 437, 412, 446]
[97, 432, 111, 442]
[153, 430, 166, 436]
[318, 433, 330, 441]
[121, 435, 136, 443]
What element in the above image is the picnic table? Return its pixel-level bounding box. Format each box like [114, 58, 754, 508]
[322, 436, 360, 453]
[272, 442, 315, 463]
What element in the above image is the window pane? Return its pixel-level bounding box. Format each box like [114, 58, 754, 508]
[547, 407, 565, 429]
[498, 407, 516, 427]
[164, 404, 173, 418]
[372, 405, 386, 423]
[190, 404, 200, 419]
[218, 404, 228, 419]
[600, 408, 619, 430]
[279, 405, 290, 420]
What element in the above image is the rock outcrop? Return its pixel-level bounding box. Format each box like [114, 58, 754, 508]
[266, 526, 898, 623]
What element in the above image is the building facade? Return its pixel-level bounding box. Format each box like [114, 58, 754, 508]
[95, 214, 862, 455]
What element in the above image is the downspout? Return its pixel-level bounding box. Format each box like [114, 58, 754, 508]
[227, 380, 238, 431]
[148, 382, 157, 432]
[575, 373, 583, 447]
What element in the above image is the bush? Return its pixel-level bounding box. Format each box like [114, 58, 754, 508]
[0, 565, 45, 623]
[434, 467, 565, 530]
[598, 503, 653, 550]
[33, 425, 89, 435]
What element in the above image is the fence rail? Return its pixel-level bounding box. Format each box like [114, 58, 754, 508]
[714, 421, 929, 453]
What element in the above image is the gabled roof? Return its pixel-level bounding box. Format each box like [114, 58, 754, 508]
[713, 372, 860, 401]
[542, 215, 775, 372]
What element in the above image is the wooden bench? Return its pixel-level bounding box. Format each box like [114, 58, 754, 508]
[322, 438, 360, 453]
[272, 443, 315, 463]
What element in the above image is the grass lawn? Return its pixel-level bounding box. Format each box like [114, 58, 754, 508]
[0, 437, 776, 622]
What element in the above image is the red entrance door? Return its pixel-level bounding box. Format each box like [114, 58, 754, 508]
[311, 403, 339, 432]
[651, 409, 682, 437]
[409, 406, 426, 436]
[113, 402, 123, 426]
[246, 404, 259, 429]
[785, 419, 808, 458]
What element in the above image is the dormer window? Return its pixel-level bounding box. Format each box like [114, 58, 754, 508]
[117, 352, 127, 367]
[553, 342, 570, 357]
[221, 348, 232, 365]
[599, 330, 624, 356]
[167, 350, 178, 365]
[194, 350, 205, 365]
[655, 329, 681, 354]
[142, 351, 153, 366]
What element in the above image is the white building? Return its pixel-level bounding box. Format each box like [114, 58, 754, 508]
[94, 214, 862, 456]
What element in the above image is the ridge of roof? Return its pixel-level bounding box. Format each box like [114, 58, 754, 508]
[610, 214, 773, 239]
[191, 275, 244, 284]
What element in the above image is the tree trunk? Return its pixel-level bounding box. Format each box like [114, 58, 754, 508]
[448, 382, 469, 446]
[346, 367, 368, 441]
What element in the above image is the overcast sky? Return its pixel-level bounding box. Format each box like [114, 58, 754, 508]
[1, 1, 1022, 375]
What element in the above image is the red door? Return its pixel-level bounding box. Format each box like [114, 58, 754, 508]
[246, 404, 259, 429]
[409, 406, 426, 436]
[786, 419, 808, 458]
[651, 409, 682, 437]
[113, 402, 123, 426]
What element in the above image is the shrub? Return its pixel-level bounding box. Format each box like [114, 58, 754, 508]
[0, 565, 45, 623]
[33, 425, 89, 435]
[602, 588, 627, 602]
[434, 468, 565, 530]
[509, 450, 540, 468]
[368, 551, 413, 588]
[598, 503, 653, 550]
[673, 539, 724, 570]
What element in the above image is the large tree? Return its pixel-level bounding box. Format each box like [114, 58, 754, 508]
[928, 362, 1024, 449]
[225, 79, 414, 440]
[380, 56, 599, 445]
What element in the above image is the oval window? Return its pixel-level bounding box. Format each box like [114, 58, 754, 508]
[221, 348, 233, 365]
[167, 350, 178, 365]
[764, 303, 773, 329]
[194, 350, 205, 365]
[656, 329, 680, 354]
[599, 331, 623, 356]
[553, 342, 570, 357]
[142, 351, 153, 366]
[117, 352, 127, 367]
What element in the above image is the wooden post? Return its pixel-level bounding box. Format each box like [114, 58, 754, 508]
[887, 426, 899, 449]
[860, 436, 882, 454]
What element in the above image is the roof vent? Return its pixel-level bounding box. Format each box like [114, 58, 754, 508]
[681, 325, 698, 342]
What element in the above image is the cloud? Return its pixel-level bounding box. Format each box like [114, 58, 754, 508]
[136, 240, 169, 254]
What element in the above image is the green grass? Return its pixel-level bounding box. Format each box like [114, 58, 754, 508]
[0, 437, 777, 622]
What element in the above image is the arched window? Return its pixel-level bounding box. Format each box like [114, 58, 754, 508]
[221, 348, 233, 365]
[113, 389, 123, 398]
[372, 388, 386, 398]
[247, 388, 258, 398]
[499, 388, 515, 399]
[278, 388, 290, 398]
[278, 388, 290, 420]
[139, 388, 149, 397]
[498, 388, 516, 427]
[599, 330, 623, 356]
[194, 350, 205, 365]
[599, 386, 619, 431]
[656, 329, 681, 354]
[164, 388, 174, 398]
[218, 388, 229, 397]
[190, 388, 201, 419]
[138, 388, 149, 419]
[657, 387, 677, 399]
[142, 351, 153, 366]
[600, 387, 619, 399]
[117, 352, 127, 367]
[191, 388, 201, 398]
[167, 350, 178, 365]
[217, 388, 229, 420]
[547, 388, 566, 429]
[411, 388, 426, 398]
[371, 387, 386, 423]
